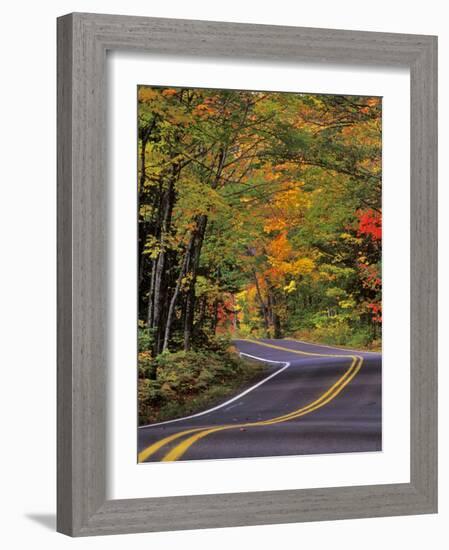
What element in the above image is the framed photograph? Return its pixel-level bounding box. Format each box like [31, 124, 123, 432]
[57, 12, 437, 536]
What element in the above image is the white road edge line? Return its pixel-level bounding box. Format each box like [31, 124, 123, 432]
[138, 353, 290, 429]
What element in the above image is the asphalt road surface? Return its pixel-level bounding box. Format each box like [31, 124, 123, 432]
[138, 339, 381, 462]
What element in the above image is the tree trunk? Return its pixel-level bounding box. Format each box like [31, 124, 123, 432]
[151, 176, 176, 355]
[183, 214, 208, 351]
[253, 271, 270, 335]
[138, 117, 157, 190]
[211, 299, 219, 334]
[146, 258, 156, 328]
[139, 136, 148, 189]
[267, 286, 282, 339]
[162, 234, 195, 352]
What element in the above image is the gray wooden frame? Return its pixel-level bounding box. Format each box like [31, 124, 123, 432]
[57, 12, 437, 537]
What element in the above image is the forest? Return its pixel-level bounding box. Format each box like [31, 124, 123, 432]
[137, 86, 382, 424]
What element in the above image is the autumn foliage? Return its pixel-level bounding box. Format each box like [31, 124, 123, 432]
[137, 87, 382, 402]
[357, 209, 382, 241]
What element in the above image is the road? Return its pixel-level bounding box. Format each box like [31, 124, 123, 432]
[138, 338, 382, 462]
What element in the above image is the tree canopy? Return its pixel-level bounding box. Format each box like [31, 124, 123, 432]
[138, 87, 382, 359]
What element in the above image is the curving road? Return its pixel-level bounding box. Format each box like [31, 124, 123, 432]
[138, 339, 381, 462]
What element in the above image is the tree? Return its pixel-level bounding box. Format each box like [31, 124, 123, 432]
[138, 86, 382, 369]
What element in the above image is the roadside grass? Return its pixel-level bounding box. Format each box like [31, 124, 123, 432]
[138, 348, 267, 426]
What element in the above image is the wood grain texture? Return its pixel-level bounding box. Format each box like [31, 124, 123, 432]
[409, 37, 438, 508]
[57, 12, 438, 536]
[57, 13, 74, 536]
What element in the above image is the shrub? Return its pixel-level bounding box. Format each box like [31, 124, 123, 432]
[138, 326, 154, 353]
[138, 347, 262, 424]
[292, 318, 380, 350]
[191, 329, 233, 355]
[346, 328, 373, 348]
[138, 351, 154, 379]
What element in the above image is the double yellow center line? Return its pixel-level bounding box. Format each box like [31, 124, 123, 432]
[138, 340, 364, 463]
